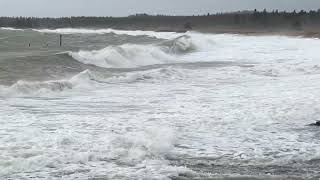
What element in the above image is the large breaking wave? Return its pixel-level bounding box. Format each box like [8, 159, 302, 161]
[3, 27, 217, 69]
[2, 67, 190, 94]
[69, 34, 214, 68]
[0, 28, 217, 94]
[69, 44, 174, 68]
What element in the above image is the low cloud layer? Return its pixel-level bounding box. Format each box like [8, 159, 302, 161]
[0, 0, 319, 17]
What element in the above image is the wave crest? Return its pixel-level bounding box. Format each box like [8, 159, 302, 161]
[0, 27, 24, 31]
[33, 28, 182, 39]
[160, 35, 196, 54]
[109, 67, 187, 83]
[3, 66, 189, 95]
[69, 44, 174, 68]
[8, 70, 99, 94]
[69, 35, 204, 68]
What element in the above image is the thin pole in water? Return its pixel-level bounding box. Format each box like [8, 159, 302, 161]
[59, 34, 62, 47]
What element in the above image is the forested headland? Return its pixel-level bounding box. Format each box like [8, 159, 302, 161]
[1, 9, 320, 36]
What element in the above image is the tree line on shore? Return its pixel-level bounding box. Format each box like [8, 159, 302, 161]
[1, 9, 320, 31]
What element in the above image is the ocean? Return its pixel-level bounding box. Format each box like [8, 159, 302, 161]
[1, 27, 320, 179]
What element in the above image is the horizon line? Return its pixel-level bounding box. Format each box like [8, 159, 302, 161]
[1, 8, 319, 18]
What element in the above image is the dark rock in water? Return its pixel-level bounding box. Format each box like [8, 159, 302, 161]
[309, 121, 320, 126]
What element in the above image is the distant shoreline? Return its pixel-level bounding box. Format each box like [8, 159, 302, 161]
[1, 9, 320, 38]
[194, 28, 320, 38]
[152, 27, 320, 38]
[2, 26, 320, 39]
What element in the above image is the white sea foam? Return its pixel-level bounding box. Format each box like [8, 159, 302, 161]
[0, 27, 24, 31]
[33, 28, 183, 39]
[6, 70, 99, 94]
[108, 67, 188, 83]
[2, 31, 320, 179]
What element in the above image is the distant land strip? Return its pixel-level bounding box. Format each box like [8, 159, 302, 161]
[1, 9, 320, 37]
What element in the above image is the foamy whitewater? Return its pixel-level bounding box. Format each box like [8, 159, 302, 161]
[33, 28, 182, 40]
[1, 27, 320, 179]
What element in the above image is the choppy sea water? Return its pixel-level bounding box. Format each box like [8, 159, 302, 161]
[1, 27, 320, 179]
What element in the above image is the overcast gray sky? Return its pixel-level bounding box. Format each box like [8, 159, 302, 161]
[0, 0, 320, 17]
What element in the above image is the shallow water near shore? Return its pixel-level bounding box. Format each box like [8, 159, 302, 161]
[1, 27, 320, 179]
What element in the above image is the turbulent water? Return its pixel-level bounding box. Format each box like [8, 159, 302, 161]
[1, 27, 320, 180]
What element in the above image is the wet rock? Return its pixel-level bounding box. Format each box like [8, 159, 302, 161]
[309, 121, 320, 126]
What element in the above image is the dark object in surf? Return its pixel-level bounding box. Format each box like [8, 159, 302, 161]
[59, 34, 62, 47]
[309, 121, 320, 126]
